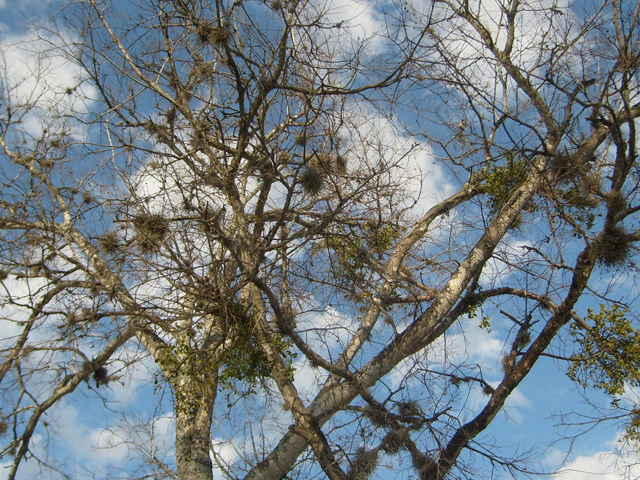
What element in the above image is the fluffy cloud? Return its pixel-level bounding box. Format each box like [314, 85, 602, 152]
[553, 450, 640, 480]
[481, 238, 533, 286]
[0, 28, 96, 137]
[548, 430, 640, 480]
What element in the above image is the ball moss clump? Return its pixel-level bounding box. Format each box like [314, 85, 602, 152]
[501, 353, 515, 373]
[335, 154, 347, 174]
[299, 166, 325, 195]
[362, 406, 389, 428]
[397, 400, 421, 418]
[132, 213, 170, 253]
[294, 131, 308, 147]
[82, 191, 95, 204]
[99, 231, 121, 254]
[605, 190, 627, 218]
[381, 428, 410, 454]
[308, 152, 347, 175]
[594, 225, 633, 268]
[92, 366, 110, 387]
[347, 447, 378, 480]
[195, 23, 232, 46]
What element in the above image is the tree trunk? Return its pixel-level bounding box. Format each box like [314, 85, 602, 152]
[174, 372, 217, 480]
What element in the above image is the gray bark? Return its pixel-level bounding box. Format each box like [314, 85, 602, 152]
[174, 373, 217, 480]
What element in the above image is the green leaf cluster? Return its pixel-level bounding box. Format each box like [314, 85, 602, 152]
[157, 301, 297, 408]
[459, 291, 488, 320]
[566, 305, 640, 446]
[218, 303, 297, 387]
[324, 221, 401, 279]
[219, 329, 297, 388]
[483, 156, 532, 216]
[624, 409, 640, 445]
[568, 304, 640, 396]
[157, 339, 220, 414]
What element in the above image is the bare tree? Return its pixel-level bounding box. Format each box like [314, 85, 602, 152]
[2, 0, 640, 479]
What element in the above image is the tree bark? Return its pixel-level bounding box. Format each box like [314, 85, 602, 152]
[174, 372, 218, 480]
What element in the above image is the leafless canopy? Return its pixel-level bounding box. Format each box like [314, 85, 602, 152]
[2, 0, 640, 479]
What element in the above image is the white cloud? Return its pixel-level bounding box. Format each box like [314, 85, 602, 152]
[338, 109, 453, 217]
[553, 450, 640, 480]
[293, 0, 388, 67]
[0, 276, 48, 345]
[385, 313, 504, 392]
[293, 357, 329, 401]
[548, 430, 640, 480]
[89, 427, 131, 464]
[619, 383, 640, 408]
[505, 386, 531, 409]
[485, 381, 531, 424]
[211, 439, 240, 478]
[415, 0, 578, 120]
[106, 347, 155, 406]
[296, 305, 356, 361]
[445, 315, 504, 367]
[480, 238, 533, 286]
[317, 0, 386, 54]
[0, 29, 97, 137]
[0, 395, 178, 480]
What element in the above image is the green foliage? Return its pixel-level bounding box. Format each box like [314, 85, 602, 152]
[156, 336, 219, 414]
[157, 300, 296, 411]
[478, 316, 492, 332]
[219, 329, 297, 388]
[324, 221, 401, 281]
[218, 302, 297, 388]
[568, 304, 640, 396]
[567, 304, 640, 443]
[483, 156, 532, 216]
[568, 303, 640, 450]
[365, 221, 399, 254]
[459, 290, 488, 321]
[625, 409, 640, 445]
